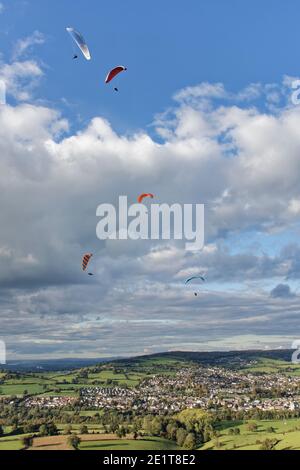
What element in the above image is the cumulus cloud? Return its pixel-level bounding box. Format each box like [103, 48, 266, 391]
[0, 76, 300, 358]
[0, 60, 43, 101]
[0, 30, 45, 103]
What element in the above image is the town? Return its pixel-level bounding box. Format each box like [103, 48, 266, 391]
[21, 364, 300, 415]
[2, 351, 300, 450]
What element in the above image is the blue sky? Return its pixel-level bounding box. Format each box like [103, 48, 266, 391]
[1, 0, 300, 131]
[1, 1, 300, 358]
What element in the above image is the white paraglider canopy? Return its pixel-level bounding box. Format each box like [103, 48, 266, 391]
[66, 27, 91, 60]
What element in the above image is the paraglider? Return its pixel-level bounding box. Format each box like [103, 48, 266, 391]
[66, 27, 91, 60]
[105, 66, 127, 86]
[185, 275, 205, 297]
[82, 253, 94, 276]
[137, 193, 154, 204]
[185, 275, 206, 284]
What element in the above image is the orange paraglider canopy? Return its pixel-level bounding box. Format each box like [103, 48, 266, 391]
[137, 193, 154, 204]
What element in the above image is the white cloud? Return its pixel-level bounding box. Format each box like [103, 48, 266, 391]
[174, 82, 227, 105]
[1, 78, 300, 356]
[0, 60, 43, 101]
[0, 30, 46, 103]
[288, 198, 300, 215]
[13, 30, 45, 60]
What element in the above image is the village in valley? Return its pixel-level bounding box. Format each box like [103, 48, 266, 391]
[1, 351, 300, 450]
[21, 364, 300, 414]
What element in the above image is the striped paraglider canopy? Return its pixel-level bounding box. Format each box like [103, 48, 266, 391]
[82, 253, 93, 275]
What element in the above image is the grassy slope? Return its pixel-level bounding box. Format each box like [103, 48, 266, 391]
[0, 433, 180, 451]
[2, 419, 300, 450]
[79, 437, 181, 451]
[201, 419, 300, 450]
[242, 357, 300, 375]
[0, 436, 24, 450]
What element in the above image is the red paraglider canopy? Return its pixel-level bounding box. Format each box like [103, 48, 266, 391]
[105, 66, 127, 84]
[137, 193, 154, 204]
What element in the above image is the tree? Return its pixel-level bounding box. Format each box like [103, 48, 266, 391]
[166, 423, 178, 441]
[23, 435, 34, 448]
[266, 427, 276, 433]
[68, 434, 81, 450]
[150, 417, 164, 436]
[246, 422, 258, 432]
[79, 425, 88, 435]
[39, 424, 47, 436]
[142, 416, 153, 436]
[229, 427, 240, 435]
[22, 435, 33, 449]
[116, 426, 126, 439]
[0, 425, 3, 437]
[23, 424, 38, 434]
[260, 438, 278, 450]
[47, 422, 58, 436]
[64, 424, 73, 435]
[203, 425, 213, 442]
[39, 422, 58, 437]
[132, 419, 142, 436]
[214, 438, 222, 449]
[176, 428, 188, 447]
[183, 433, 196, 450]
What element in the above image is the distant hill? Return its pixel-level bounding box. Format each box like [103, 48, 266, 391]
[114, 349, 294, 368]
[1, 349, 294, 372]
[0, 357, 122, 372]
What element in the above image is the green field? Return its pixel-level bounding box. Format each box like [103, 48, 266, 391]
[0, 359, 184, 398]
[0, 432, 181, 451]
[0, 369, 149, 397]
[80, 437, 181, 451]
[0, 437, 24, 451]
[0, 383, 46, 395]
[202, 419, 300, 450]
[0, 433, 32, 451]
[243, 358, 300, 376]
